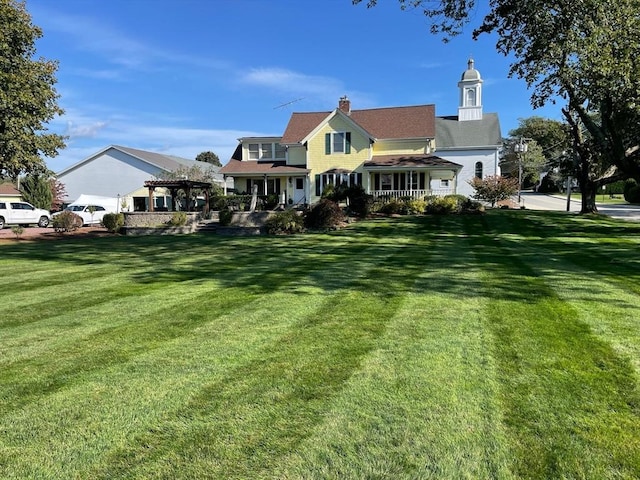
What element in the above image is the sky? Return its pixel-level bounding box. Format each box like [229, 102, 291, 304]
[25, 0, 564, 173]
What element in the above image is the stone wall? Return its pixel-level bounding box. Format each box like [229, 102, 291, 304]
[123, 212, 200, 227]
[229, 211, 276, 227]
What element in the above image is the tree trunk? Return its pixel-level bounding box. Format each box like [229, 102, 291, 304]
[580, 179, 598, 214]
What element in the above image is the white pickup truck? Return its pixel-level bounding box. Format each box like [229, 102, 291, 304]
[0, 201, 51, 229]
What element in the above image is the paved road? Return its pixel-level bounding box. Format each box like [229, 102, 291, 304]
[520, 192, 640, 222]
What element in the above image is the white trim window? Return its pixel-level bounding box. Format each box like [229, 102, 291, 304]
[324, 132, 352, 154]
[248, 142, 286, 161]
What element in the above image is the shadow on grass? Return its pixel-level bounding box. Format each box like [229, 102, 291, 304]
[2, 212, 638, 302]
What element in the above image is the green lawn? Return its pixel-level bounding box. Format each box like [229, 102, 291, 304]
[1, 211, 640, 479]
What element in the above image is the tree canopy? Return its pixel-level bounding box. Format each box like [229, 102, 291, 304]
[354, 0, 640, 213]
[0, 0, 66, 179]
[196, 151, 221, 167]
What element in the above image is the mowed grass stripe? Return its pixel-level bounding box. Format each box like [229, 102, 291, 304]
[85, 232, 424, 479]
[1, 289, 325, 479]
[465, 212, 640, 479]
[0, 231, 418, 478]
[274, 216, 513, 479]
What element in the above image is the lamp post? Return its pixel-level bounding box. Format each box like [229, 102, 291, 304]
[514, 138, 528, 204]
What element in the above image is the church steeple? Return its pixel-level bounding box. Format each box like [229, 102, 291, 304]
[458, 58, 483, 121]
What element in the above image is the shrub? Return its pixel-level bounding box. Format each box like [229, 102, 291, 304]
[265, 210, 304, 234]
[624, 179, 640, 204]
[625, 185, 640, 204]
[52, 211, 83, 233]
[406, 199, 427, 214]
[219, 208, 233, 226]
[379, 198, 408, 215]
[538, 173, 562, 193]
[11, 225, 24, 239]
[444, 194, 468, 207]
[101, 213, 124, 233]
[606, 180, 626, 195]
[304, 199, 345, 229]
[345, 185, 373, 217]
[461, 198, 486, 214]
[425, 196, 459, 214]
[169, 211, 187, 226]
[468, 175, 519, 207]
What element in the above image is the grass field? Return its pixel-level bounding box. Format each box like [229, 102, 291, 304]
[1, 210, 640, 479]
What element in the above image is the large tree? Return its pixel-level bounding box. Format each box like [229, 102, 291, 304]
[20, 172, 52, 209]
[354, 0, 640, 213]
[501, 116, 571, 188]
[196, 151, 221, 167]
[0, 0, 65, 179]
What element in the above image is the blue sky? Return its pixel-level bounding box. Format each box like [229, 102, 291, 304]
[26, 0, 563, 173]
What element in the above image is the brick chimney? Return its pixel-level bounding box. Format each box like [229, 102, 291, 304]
[338, 95, 351, 115]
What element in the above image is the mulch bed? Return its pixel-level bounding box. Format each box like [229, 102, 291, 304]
[0, 226, 111, 244]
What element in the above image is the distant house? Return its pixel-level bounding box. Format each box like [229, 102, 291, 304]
[220, 59, 501, 205]
[56, 145, 232, 211]
[0, 183, 22, 203]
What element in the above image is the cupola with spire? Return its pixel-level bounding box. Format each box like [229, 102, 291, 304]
[457, 58, 483, 121]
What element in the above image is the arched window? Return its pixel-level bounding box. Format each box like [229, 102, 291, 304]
[466, 88, 476, 107]
[475, 161, 483, 178]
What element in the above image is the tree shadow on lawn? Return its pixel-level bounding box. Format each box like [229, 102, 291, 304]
[1, 212, 637, 303]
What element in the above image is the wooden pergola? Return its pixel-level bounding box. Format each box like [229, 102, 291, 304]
[143, 180, 212, 214]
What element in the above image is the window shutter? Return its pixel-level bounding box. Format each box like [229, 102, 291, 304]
[275, 178, 281, 193]
[419, 172, 425, 189]
[315, 174, 321, 196]
[246, 179, 251, 194]
[356, 173, 362, 186]
[325, 133, 331, 154]
[345, 132, 351, 154]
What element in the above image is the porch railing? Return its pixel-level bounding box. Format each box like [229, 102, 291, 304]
[370, 188, 455, 199]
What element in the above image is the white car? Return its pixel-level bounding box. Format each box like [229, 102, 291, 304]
[54, 204, 109, 226]
[0, 201, 51, 229]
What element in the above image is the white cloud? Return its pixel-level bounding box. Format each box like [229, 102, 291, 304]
[33, 7, 229, 73]
[65, 121, 109, 139]
[241, 68, 345, 104]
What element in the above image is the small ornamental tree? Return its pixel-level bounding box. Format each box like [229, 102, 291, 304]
[468, 175, 518, 207]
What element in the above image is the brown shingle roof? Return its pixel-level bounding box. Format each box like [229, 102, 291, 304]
[280, 105, 436, 144]
[364, 155, 462, 169]
[281, 112, 330, 144]
[0, 183, 20, 195]
[219, 160, 310, 176]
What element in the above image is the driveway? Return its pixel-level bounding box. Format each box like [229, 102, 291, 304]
[520, 192, 640, 222]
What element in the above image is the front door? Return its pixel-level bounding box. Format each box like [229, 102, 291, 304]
[293, 177, 306, 204]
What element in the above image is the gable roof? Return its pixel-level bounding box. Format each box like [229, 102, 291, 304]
[436, 113, 502, 149]
[57, 145, 220, 177]
[281, 104, 436, 144]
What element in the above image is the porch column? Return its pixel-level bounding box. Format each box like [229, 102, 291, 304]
[223, 176, 228, 195]
[148, 186, 155, 212]
[409, 170, 414, 196]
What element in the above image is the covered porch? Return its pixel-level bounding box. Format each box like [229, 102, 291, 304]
[364, 155, 462, 199]
[219, 159, 311, 207]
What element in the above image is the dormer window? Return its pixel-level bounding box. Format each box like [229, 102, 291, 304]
[247, 142, 286, 161]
